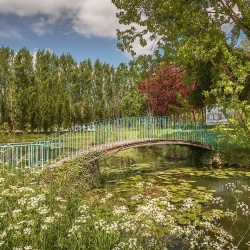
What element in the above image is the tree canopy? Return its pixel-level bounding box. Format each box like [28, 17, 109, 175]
[137, 65, 195, 116]
[112, 0, 250, 145]
[0, 46, 145, 132]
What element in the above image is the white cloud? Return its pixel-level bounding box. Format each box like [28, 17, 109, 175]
[72, 0, 119, 38]
[0, 0, 81, 17]
[30, 18, 49, 36]
[0, 0, 155, 57]
[122, 33, 157, 59]
[0, 0, 119, 38]
[0, 29, 23, 39]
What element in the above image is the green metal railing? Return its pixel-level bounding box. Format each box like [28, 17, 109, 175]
[0, 116, 218, 171]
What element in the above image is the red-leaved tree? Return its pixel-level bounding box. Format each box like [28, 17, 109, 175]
[137, 65, 195, 116]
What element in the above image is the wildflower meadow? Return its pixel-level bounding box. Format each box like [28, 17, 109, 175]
[0, 166, 250, 250]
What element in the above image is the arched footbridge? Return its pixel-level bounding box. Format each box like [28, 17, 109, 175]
[0, 116, 219, 171]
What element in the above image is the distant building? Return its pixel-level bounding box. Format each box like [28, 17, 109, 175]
[206, 106, 232, 125]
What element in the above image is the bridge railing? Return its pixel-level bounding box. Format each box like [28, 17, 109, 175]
[0, 116, 218, 171]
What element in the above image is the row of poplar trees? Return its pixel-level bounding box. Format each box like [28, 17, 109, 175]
[0, 46, 145, 132]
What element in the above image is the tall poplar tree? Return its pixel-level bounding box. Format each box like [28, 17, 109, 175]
[90, 59, 105, 121]
[0, 46, 15, 128]
[77, 59, 93, 123]
[14, 47, 35, 130]
[59, 53, 77, 127]
[35, 50, 55, 132]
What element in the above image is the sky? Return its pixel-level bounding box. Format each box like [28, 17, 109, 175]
[0, 0, 154, 67]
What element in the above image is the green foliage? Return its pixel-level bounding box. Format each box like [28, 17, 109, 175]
[119, 85, 145, 117]
[14, 47, 35, 130]
[0, 46, 145, 131]
[37, 152, 103, 198]
[215, 125, 250, 167]
[112, 0, 250, 145]
[1, 158, 250, 249]
[0, 122, 14, 143]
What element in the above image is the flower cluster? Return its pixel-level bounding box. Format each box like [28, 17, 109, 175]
[0, 170, 68, 249]
[1, 168, 249, 250]
[211, 197, 224, 206]
[237, 202, 250, 216]
[112, 238, 140, 250]
[225, 182, 236, 191]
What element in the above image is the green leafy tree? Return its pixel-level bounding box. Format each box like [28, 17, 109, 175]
[102, 64, 115, 118]
[240, 38, 250, 55]
[0, 46, 15, 128]
[35, 50, 56, 132]
[14, 47, 35, 130]
[112, 63, 131, 118]
[112, 0, 250, 146]
[77, 59, 93, 123]
[59, 53, 78, 127]
[120, 84, 145, 117]
[92, 59, 106, 121]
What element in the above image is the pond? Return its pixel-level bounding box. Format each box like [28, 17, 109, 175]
[91, 145, 250, 249]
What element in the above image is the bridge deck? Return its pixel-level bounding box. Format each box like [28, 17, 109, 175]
[0, 116, 218, 170]
[48, 138, 213, 168]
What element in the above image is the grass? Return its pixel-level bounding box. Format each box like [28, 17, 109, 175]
[0, 132, 49, 144]
[0, 161, 250, 249]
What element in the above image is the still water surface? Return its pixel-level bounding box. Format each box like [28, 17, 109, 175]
[96, 146, 250, 248]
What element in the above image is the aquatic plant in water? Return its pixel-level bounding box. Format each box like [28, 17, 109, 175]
[0, 169, 250, 249]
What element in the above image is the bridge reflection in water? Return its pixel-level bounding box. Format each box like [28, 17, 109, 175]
[0, 116, 219, 171]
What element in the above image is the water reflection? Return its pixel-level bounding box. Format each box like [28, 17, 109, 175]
[98, 146, 250, 248]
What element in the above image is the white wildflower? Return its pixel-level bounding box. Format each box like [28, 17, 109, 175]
[0, 230, 7, 239]
[44, 216, 55, 223]
[100, 198, 106, 204]
[54, 212, 62, 217]
[55, 197, 67, 202]
[113, 205, 129, 215]
[18, 187, 35, 194]
[237, 202, 250, 216]
[0, 212, 7, 218]
[225, 182, 236, 191]
[118, 197, 126, 202]
[23, 228, 32, 235]
[24, 246, 33, 250]
[162, 188, 172, 199]
[12, 209, 22, 217]
[78, 204, 89, 213]
[242, 185, 250, 192]
[128, 238, 137, 249]
[211, 197, 224, 206]
[68, 225, 81, 237]
[28, 194, 46, 209]
[181, 198, 194, 209]
[136, 182, 144, 188]
[131, 194, 143, 201]
[106, 192, 113, 199]
[41, 225, 48, 230]
[36, 205, 50, 215]
[18, 197, 27, 206]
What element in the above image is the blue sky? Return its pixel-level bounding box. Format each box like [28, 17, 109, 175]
[0, 0, 144, 67]
[0, 0, 243, 68]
